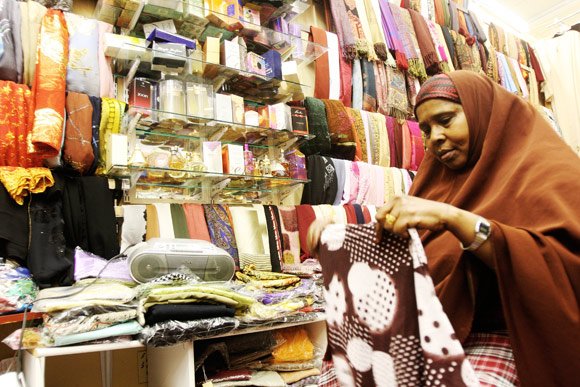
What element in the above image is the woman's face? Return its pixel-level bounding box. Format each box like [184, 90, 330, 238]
[416, 99, 470, 170]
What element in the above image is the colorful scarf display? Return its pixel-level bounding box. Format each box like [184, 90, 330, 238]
[300, 97, 331, 156]
[389, 4, 426, 80]
[379, 0, 408, 70]
[343, 0, 376, 59]
[28, 9, 68, 160]
[408, 9, 441, 75]
[323, 99, 357, 160]
[203, 204, 239, 269]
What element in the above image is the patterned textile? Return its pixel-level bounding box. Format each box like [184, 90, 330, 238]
[407, 120, 425, 171]
[97, 98, 126, 172]
[463, 331, 520, 387]
[409, 9, 441, 76]
[0, 0, 23, 83]
[0, 166, 53, 204]
[317, 360, 339, 387]
[378, 0, 408, 70]
[374, 62, 390, 116]
[385, 65, 409, 118]
[415, 73, 460, 111]
[64, 13, 100, 97]
[0, 81, 42, 168]
[278, 206, 301, 266]
[451, 30, 479, 72]
[361, 59, 377, 112]
[28, 9, 68, 160]
[323, 99, 356, 161]
[318, 224, 479, 386]
[63, 92, 94, 174]
[203, 204, 239, 268]
[389, 4, 426, 80]
[343, 0, 376, 59]
[301, 97, 331, 157]
[19, 1, 47, 86]
[349, 109, 367, 162]
[329, 0, 356, 59]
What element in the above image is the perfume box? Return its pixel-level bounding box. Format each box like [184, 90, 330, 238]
[203, 36, 220, 64]
[151, 42, 187, 73]
[203, 141, 223, 173]
[186, 82, 214, 119]
[263, 49, 282, 79]
[230, 94, 245, 124]
[246, 52, 266, 76]
[268, 103, 291, 130]
[146, 28, 197, 50]
[220, 38, 241, 69]
[244, 110, 259, 126]
[291, 106, 308, 134]
[285, 149, 307, 180]
[106, 133, 128, 171]
[128, 78, 153, 117]
[104, 33, 148, 60]
[242, 4, 261, 35]
[215, 93, 233, 122]
[142, 19, 176, 38]
[222, 143, 244, 174]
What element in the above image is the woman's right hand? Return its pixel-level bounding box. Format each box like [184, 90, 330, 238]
[306, 218, 335, 257]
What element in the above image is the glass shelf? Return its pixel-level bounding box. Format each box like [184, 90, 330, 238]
[95, 0, 326, 66]
[128, 107, 314, 148]
[113, 43, 310, 103]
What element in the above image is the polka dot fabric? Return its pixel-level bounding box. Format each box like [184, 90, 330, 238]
[319, 223, 480, 387]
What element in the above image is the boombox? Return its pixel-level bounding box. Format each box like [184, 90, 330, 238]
[127, 238, 236, 283]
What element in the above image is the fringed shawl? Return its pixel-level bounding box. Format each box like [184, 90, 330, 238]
[389, 3, 426, 80]
[329, 0, 356, 60]
[379, 0, 409, 70]
[408, 9, 441, 75]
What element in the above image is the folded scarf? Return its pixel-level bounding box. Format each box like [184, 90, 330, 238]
[28, 9, 68, 160]
[310, 26, 330, 100]
[63, 92, 94, 174]
[323, 99, 357, 160]
[0, 0, 23, 84]
[347, 108, 364, 161]
[374, 62, 390, 116]
[19, 1, 47, 86]
[0, 166, 54, 204]
[329, 0, 356, 59]
[351, 59, 363, 109]
[64, 13, 100, 97]
[170, 203, 189, 238]
[350, 109, 367, 162]
[408, 9, 441, 75]
[300, 97, 331, 156]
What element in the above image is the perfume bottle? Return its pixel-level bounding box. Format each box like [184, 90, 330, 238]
[147, 147, 170, 181]
[271, 152, 289, 178]
[262, 155, 271, 176]
[128, 143, 147, 167]
[186, 151, 207, 172]
[243, 144, 254, 175]
[168, 146, 186, 179]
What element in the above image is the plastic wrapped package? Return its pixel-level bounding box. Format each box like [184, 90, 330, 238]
[43, 304, 138, 338]
[73, 247, 134, 283]
[52, 320, 142, 346]
[2, 328, 46, 350]
[139, 317, 240, 347]
[32, 283, 137, 313]
[235, 297, 314, 323]
[255, 279, 323, 305]
[240, 358, 323, 372]
[272, 327, 314, 362]
[236, 312, 325, 330]
[0, 259, 38, 314]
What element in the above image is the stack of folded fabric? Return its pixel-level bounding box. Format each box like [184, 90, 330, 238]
[194, 326, 322, 387]
[137, 274, 255, 347]
[32, 281, 141, 346]
[0, 259, 38, 315]
[234, 265, 323, 323]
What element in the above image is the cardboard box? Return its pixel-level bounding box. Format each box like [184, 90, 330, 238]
[151, 42, 187, 73]
[215, 93, 233, 122]
[268, 103, 291, 130]
[285, 149, 306, 180]
[207, 0, 244, 30]
[106, 133, 128, 171]
[230, 94, 245, 124]
[203, 36, 220, 64]
[290, 106, 308, 134]
[142, 19, 176, 38]
[222, 143, 244, 174]
[203, 141, 223, 173]
[128, 78, 153, 117]
[186, 82, 214, 119]
[104, 33, 148, 59]
[246, 52, 266, 76]
[263, 49, 282, 79]
[242, 4, 261, 36]
[146, 28, 197, 50]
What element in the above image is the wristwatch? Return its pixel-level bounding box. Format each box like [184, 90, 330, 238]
[460, 217, 491, 251]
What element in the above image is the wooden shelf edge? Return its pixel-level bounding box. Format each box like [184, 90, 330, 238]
[0, 312, 43, 325]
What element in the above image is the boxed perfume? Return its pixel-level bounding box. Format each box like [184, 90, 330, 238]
[222, 143, 244, 174]
[230, 94, 245, 124]
[246, 52, 266, 76]
[128, 78, 153, 117]
[151, 42, 187, 73]
[186, 82, 215, 119]
[203, 141, 223, 173]
[215, 93, 233, 122]
[290, 106, 308, 134]
[220, 38, 241, 70]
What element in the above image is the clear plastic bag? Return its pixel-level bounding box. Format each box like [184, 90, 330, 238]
[139, 317, 240, 347]
[1, 328, 47, 350]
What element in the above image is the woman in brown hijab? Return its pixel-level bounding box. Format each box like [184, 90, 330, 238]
[373, 71, 580, 386]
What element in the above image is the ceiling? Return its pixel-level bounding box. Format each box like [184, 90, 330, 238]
[471, 0, 580, 42]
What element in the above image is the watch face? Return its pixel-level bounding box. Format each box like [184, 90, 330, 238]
[478, 219, 491, 236]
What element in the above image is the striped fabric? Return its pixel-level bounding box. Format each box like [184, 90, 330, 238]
[414, 72, 461, 111]
[317, 360, 339, 387]
[463, 331, 520, 387]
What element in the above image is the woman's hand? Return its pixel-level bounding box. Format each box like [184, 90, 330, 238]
[375, 195, 454, 240]
[306, 218, 335, 257]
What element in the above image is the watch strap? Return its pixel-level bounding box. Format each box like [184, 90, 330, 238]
[460, 217, 491, 251]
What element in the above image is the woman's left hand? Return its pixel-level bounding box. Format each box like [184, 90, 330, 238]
[375, 195, 453, 240]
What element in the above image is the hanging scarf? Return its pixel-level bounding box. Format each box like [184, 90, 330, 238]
[360, 111, 372, 163]
[408, 9, 441, 75]
[468, 11, 487, 43]
[28, 9, 68, 160]
[386, 65, 409, 119]
[331, 158, 346, 205]
[153, 203, 175, 239]
[348, 108, 365, 161]
[323, 99, 357, 160]
[300, 97, 331, 156]
[63, 92, 94, 174]
[519, 38, 529, 66]
[229, 206, 271, 271]
[351, 59, 364, 109]
[451, 30, 478, 72]
[433, 0, 444, 25]
[301, 155, 338, 205]
[0, 81, 42, 168]
[406, 120, 424, 170]
[310, 26, 330, 100]
[400, 120, 412, 170]
[263, 205, 283, 271]
[379, 0, 409, 70]
[182, 203, 211, 242]
[354, 0, 379, 60]
[19, 1, 47, 87]
[361, 59, 377, 112]
[506, 31, 519, 60]
[329, 0, 357, 60]
[88, 96, 101, 175]
[343, 0, 377, 59]
[64, 12, 100, 97]
[425, 19, 450, 72]
[448, 0, 460, 32]
[339, 54, 353, 107]
[170, 203, 189, 239]
[391, 4, 427, 80]
[0, 0, 23, 84]
[504, 55, 522, 96]
[363, 0, 389, 61]
[374, 62, 390, 115]
[510, 57, 529, 100]
[456, 7, 469, 37]
[374, 113, 390, 167]
[326, 31, 342, 100]
[277, 206, 301, 266]
[203, 204, 239, 269]
[97, 21, 115, 98]
[393, 119, 404, 168]
[527, 43, 545, 83]
[366, 113, 381, 165]
[384, 116, 397, 168]
[440, 25, 457, 69]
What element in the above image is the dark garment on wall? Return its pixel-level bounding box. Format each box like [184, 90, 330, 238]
[88, 96, 101, 175]
[301, 155, 337, 205]
[0, 184, 29, 265]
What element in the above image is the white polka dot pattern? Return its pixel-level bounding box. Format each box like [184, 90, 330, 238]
[333, 355, 356, 387]
[414, 272, 464, 357]
[321, 223, 346, 251]
[347, 337, 373, 372]
[372, 351, 397, 387]
[348, 262, 397, 332]
[324, 274, 347, 327]
[390, 334, 423, 386]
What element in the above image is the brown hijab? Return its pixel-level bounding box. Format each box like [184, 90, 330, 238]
[409, 70, 580, 386]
